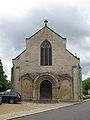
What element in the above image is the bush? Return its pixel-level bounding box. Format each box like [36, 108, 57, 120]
[82, 78, 90, 95]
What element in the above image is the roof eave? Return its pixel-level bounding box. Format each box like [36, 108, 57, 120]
[12, 49, 26, 61]
[66, 49, 80, 60]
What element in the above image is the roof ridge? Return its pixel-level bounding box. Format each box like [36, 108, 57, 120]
[26, 26, 66, 40]
[26, 26, 45, 40]
[46, 26, 66, 40]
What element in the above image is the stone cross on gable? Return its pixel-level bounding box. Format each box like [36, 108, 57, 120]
[44, 20, 48, 26]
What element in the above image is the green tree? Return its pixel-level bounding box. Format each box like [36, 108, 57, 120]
[0, 59, 11, 91]
[82, 77, 90, 95]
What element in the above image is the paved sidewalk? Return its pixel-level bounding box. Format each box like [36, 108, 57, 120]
[0, 102, 78, 120]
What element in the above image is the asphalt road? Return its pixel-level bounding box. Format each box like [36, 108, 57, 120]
[12, 101, 90, 120]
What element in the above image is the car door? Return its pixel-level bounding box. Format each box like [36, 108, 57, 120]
[2, 92, 10, 102]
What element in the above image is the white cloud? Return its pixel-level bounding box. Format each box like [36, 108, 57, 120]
[0, 0, 90, 17]
[0, 0, 36, 18]
[0, 0, 90, 80]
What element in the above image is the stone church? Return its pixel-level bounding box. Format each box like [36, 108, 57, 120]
[11, 20, 82, 103]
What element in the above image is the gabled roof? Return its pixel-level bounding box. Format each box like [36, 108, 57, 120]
[13, 23, 78, 61]
[26, 26, 66, 40]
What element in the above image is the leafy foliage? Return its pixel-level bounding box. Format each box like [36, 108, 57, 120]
[82, 78, 90, 95]
[0, 59, 11, 92]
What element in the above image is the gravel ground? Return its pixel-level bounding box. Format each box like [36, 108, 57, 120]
[0, 102, 75, 120]
[0, 102, 35, 115]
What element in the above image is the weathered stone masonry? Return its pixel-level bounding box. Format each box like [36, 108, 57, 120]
[11, 21, 82, 103]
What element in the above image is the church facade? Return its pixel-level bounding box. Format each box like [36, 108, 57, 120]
[11, 21, 82, 103]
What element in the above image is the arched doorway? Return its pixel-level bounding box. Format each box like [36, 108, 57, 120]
[40, 80, 52, 100]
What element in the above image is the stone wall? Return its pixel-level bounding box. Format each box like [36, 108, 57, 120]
[12, 25, 82, 102]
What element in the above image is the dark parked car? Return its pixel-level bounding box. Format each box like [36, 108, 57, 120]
[0, 96, 2, 105]
[0, 91, 21, 104]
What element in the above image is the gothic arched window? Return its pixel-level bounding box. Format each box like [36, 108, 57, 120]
[40, 40, 52, 66]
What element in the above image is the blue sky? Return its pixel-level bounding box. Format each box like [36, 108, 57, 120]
[0, 0, 90, 80]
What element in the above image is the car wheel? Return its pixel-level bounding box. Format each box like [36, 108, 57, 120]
[0, 101, 2, 105]
[10, 99, 14, 104]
